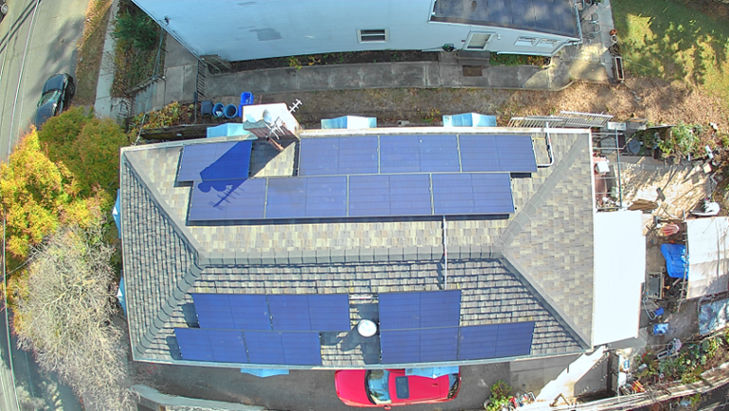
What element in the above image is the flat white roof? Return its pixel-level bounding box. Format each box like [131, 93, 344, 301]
[687, 217, 729, 299]
[592, 210, 645, 346]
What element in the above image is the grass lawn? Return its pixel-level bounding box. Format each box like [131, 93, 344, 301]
[73, 0, 112, 106]
[612, 0, 729, 108]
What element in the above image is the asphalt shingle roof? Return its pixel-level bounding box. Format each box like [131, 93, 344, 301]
[120, 128, 595, 368]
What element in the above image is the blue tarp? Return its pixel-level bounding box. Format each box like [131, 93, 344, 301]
[442, 113, 497, 127]
[112, 190, 121, 237]
[405, 366, 459, 378]
[117, 276, 127, 315]
[240, 368, 289, 377]
[660, 243, 688, 279]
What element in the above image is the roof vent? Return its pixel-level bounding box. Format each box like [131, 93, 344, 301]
[357, 319, 377, 338]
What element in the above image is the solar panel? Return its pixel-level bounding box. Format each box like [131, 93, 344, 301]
[188, 178, 266, 221]
[432, 173, 514, 215]
[244, 331, 322, 365]
[299, 136, 378, 175]
[266, 177, 347, 219]
[192, 294, 271, 330]
[175, 328, 247, 363]
[380, 330, 420, 363]
[281, 332, 322, 365]
[244, 330, 284, 364]
[457, 322, 535, 360]
[380, 135, 460, 173]
[380, 328, 459, 364]
[378, 291, 461, 330]
[307, 294, 351, 331]
[459, 134, 536, 173]
[268, 294, 350, 331]
[348, 174, 431, 217]
[177, 141, 252, 183]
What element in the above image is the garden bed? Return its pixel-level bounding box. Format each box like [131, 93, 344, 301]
[230, 50, 439, 71]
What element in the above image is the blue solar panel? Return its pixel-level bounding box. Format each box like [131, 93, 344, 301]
[457, 322, 535, 360]
[177, 141, 252, 183]
[459, 134, 536, 173]
[175, 328, 247, 363]
[244, 331, 322, 365]
[299, 136, 378, 175]
[269, 294, 350, 331]
[305, 176, 348, 218]
[192, 294, 271, 330]
[380, 330, 420, 363]
[244, 331, 284, 364]
[379, 291, 461, 330]
[188, 178, 266, 221]
[380, 328, 459, 364]
[432, 173, 514, 215]
[348, 174, 431, 217]
[281, 332, 322, 365]
[268, 295, 310, 330]
[307, 294, 351, 331]
[380, 135, 460, 173]
[266, 177, 347, 219]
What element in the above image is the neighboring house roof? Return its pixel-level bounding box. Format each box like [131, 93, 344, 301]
[431, 0, 579, 37]
[121, 127, 599, 368]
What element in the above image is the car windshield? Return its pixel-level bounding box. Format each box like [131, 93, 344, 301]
[37, 90, 61, 107]
[365, 370, 391, 405]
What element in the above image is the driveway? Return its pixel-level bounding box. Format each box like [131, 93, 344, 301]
[136, 354, 580, 410]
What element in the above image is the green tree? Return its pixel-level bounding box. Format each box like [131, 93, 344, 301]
[38, 107, 128, 197]
[0, 132, 76, 260]
[113, 9, 158, 51]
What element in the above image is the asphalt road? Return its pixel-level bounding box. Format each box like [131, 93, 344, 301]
[0, 0, 88, 409]
[0, 0, 87, 161]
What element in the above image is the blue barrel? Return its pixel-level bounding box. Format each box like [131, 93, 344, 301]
[212, 103, 225, 118]
[223, 104, 238, 119]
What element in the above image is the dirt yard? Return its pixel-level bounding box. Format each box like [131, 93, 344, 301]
[264, 78, 729, 129]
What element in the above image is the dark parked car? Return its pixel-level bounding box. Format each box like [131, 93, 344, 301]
[335, 369, 461, 408]
[34, 73, 75, 128]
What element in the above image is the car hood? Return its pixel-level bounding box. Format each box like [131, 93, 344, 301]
[41, 74, 66, 94]
[34, 102, 57, 128]
[335, 370, 373, 407]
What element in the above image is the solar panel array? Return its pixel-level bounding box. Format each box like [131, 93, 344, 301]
[298, 134, 536, 176]
[378, 291, 535, 364]
[175, 328, 322, 365]
[176, 290, 535, 365]
[192, 293, 350, 331]
[178, 134, 534, 222]
[176, 293, 351, 365]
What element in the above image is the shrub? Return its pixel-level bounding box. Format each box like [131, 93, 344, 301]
[113, 9, 158, 51]
[485, 380, 513, 411]
[38, 107, 128, 198]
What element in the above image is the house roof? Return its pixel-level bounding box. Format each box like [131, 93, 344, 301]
[121, 127, 596, 368]
[431, 0, 580, 38]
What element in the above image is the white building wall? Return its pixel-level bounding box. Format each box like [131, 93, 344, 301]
[132, 0, 577, 61]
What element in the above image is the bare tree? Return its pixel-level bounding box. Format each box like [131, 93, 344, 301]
[14, 223, 132, 409]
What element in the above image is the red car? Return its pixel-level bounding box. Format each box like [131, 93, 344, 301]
[334, 369, 460, 408]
